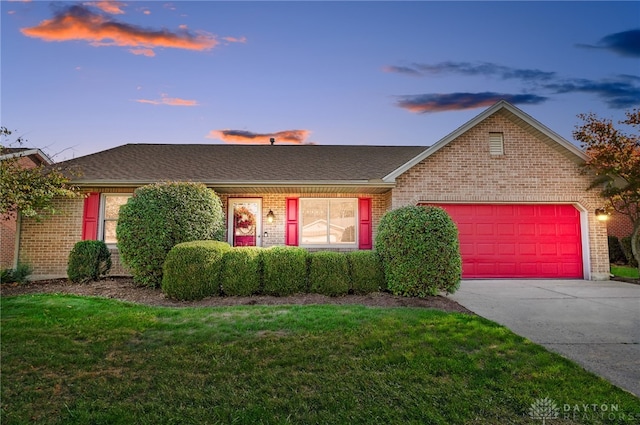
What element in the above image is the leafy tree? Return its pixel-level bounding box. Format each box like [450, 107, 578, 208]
[573, 109, 640, 270]
[0, 127, 80, 219]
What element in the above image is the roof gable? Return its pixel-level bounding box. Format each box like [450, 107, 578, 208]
[383, 100, 587, 182]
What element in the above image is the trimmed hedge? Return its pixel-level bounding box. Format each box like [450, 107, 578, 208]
[261, 246, 309, 296]
[220, 247, 262, 296]
[117, 182, 224, 288]
[375, 205, 462, 297]
[347, 250, 385, 294]
[309, 251, 350, 296]
[67, 240, 112, 283]
[162, 240, 231, 300]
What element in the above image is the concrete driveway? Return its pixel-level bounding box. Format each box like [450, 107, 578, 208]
[449, 279, 640, 397]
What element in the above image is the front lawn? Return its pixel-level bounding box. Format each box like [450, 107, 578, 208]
[2, 294, 639, 424]
[611, 264, 640, 279]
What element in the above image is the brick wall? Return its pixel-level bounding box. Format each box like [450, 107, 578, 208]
[17, 196, 84, 278]
[391, 111, 609, 280]
[19, 190, 388, 278]
[607, 211, 635, 239]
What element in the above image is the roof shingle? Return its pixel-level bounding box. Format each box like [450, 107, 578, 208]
[60, 144, 427, 184]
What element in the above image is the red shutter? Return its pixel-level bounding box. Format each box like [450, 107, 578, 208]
[358, 197, 372, 250]
[82, 192, 100, 240]
[285, 197, 299, 246]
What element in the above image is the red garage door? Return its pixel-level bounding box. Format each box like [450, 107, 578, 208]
[428, 204, 583, 279]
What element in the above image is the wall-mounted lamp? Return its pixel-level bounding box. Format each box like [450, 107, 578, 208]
[595, 208, 610, 222]
[264, 231, 269, 238]
[266, 210, 275, 223]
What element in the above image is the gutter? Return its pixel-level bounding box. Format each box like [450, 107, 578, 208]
[70, 179, 397, 189]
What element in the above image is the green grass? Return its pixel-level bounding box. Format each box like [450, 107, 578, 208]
[611, 264, 640, 279]
[2, 295, 639, 424]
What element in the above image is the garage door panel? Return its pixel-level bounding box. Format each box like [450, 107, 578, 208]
[427, 204, 583, 278]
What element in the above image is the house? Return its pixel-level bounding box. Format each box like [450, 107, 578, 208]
[0, 147, 53, 269]
[15, 101, 610, 280]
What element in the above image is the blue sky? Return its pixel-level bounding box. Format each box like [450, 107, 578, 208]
[2, 1, 639, 160]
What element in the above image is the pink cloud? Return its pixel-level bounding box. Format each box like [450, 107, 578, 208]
[206, 129, 311, 144]
[88, 1, 126, 15]
[134, 94, 198, 106]
[129, 47, 155, 57]
[21, 5, 219, 56]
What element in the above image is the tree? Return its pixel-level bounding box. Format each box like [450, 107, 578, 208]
[0, 127, 80, 219]
[573, 109, 640, 270]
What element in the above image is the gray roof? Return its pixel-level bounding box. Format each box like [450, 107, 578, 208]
[60, 144, 427, 190]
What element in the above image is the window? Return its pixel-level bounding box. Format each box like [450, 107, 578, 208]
[489, 132, 504, 156]
[101, 195, 131, 244]
[300, 198, 357, 246]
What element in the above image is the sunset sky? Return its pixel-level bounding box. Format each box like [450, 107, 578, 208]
[2, 1, 639, 160]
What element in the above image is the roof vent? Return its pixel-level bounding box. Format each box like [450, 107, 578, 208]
[489, 132, 504, 156]
[270, 138, 275, 145]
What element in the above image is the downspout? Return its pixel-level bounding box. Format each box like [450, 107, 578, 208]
[13, 212, 21, 269]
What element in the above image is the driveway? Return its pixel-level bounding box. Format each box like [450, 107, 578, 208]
[449, 279, 640, 397]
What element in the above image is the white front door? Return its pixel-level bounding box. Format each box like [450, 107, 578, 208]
[227, 198, 262, 247]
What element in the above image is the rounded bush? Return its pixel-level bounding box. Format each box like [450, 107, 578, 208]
[162, 240, 231, 300]
[220, 247, 262, 296]
[261, 246, 308, 296]
[116, 182, 224, 287]
[67, 240, 112, 283]
[375, 206, 462, 297]
[347, 250, 385, 294]
[309, 251, 349, 296]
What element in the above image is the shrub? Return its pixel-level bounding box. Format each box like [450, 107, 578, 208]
[608, 236, 627, 264]
[1, 263, 32, 284]
[309, 251, 349, 296]
[117, 182, 224, 287]
[375, 206, 462, 297]
[347, 250, 385, 294]
[67, 240, 112, 283]
[220, 247, 262, 296]
[162, 240, 231, 301]
[261, 246, 308, 296]
[620, 236, 639, 268]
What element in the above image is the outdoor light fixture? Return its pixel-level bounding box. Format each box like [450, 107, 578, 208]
[267, 210, 275, 223]
[595, 208, 610, 221]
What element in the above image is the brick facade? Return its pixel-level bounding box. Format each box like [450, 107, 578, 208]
[18, 191, 388, 279]
[14, 106, 610, 280]
[607, 210, 635, 239]
[391, 111, 609, 280]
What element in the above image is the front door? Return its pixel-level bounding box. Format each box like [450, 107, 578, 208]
[228, 198, 262, 247]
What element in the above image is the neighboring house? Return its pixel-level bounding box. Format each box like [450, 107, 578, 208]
[15, 101, 611, 280]
[0, 148, 54, 269]
[607, 210, 635, 240]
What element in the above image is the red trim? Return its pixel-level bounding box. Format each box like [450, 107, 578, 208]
[358, 198, 373, 250]
[82, 192, 100, 240]
[285, 198, 299, 246]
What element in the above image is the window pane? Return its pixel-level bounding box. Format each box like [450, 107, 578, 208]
[104, 220, 118, 244]
[301, 199, 328, 244]
[330, 199, 356, 243]
[105, 196, 131, 219]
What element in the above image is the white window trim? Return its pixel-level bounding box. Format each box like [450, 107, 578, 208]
[99, 194, 132, 247]
[299, 198, 358, 248]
